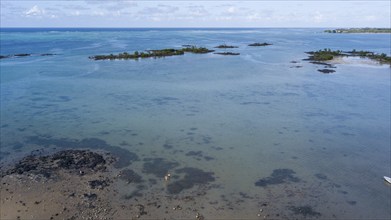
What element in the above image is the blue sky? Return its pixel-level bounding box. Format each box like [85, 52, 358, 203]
[1, 1, 390, 28]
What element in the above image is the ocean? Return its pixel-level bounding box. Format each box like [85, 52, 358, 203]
[1, 28, 390, 219]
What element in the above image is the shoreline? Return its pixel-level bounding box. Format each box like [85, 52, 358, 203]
[0, 149, 261, 219]
[329, 56, 389, 67]
[0, 148, 330, 219]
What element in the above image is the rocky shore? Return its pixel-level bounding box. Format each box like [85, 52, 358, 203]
[0, 145, 329, 219]
[1, 149, 118, 219]
[0, 148, 221, 219]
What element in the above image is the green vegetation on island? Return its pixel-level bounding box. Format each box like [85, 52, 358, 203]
[90, 46, 214, 60]
[214, 44, 239, 49]
[346, 49, 391, 64]
[181, 45, 215, 54]
[305, 49, 343, 61]
[248, 42, 272, 47]
[305, 48, 391, 65]
[324, 28, 391, 33]
[90, 49, 182, 60]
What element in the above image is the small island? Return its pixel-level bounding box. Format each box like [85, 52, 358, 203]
[0, 54, 31, 59]
[214, 44, 239, 49]
[89, 46, 215, 60]
[14, 53, 31, 57]
[181, 45, 215, 54]
[0, 53, 56, 59]
[248, 42, 272, 47]
[214, 52, 240, 56]
[305, 48, 391, 64]
[324, 28, 391, 33]
[317, 69, 336, 74]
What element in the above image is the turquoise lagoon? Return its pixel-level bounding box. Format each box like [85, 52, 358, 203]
[0, 28, 390, 218]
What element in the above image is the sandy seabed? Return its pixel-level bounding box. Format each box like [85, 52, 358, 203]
[0, 149, 270, 220]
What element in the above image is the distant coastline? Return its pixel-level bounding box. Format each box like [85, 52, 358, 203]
[324, 28, 391, 33]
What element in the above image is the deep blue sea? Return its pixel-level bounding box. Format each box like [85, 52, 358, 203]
[1, 28, 390, 219]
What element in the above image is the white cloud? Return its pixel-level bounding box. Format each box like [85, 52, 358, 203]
[62, 4, 89, 11]
[23, 5, 60, 19]
[364, 15, 377, 21]
[187, 5, 209, 17]
[1, 1, 389, 28]
[113, 10, 121, 17]
[245, 12, 262, 21]
[227, 6, 237, 14]
[312, 11, 324, 23]
[25, 5, 45, 17]
[136, 4, 179, 22]
[92, 11, 106, 16]
[215, 4, 254, 21]
[83, 0, 137, 11]
[71, 10, 81, 16]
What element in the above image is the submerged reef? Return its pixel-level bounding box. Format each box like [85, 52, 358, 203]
[3, 150, 110, 178]
[289, 205, 321, 217]
[166, 167, 215, 194]
[89, 46, 214, 60]
[255, 169, 300, 187]
[26, 136, 139, 168]
[214, 52, 240, 56]
[119, 169, 143, 184]
[317, 69, 336, 74]
[142, 157, 179, 178]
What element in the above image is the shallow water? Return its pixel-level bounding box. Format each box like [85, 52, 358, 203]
[1, 28, 390, 218]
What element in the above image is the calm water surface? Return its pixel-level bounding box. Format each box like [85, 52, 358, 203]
[1, 28, 390, 218]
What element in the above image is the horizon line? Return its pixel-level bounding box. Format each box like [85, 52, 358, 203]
[1, 26, 390, 29]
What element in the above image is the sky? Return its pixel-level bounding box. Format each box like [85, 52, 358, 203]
[0, 1, 390, 28]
